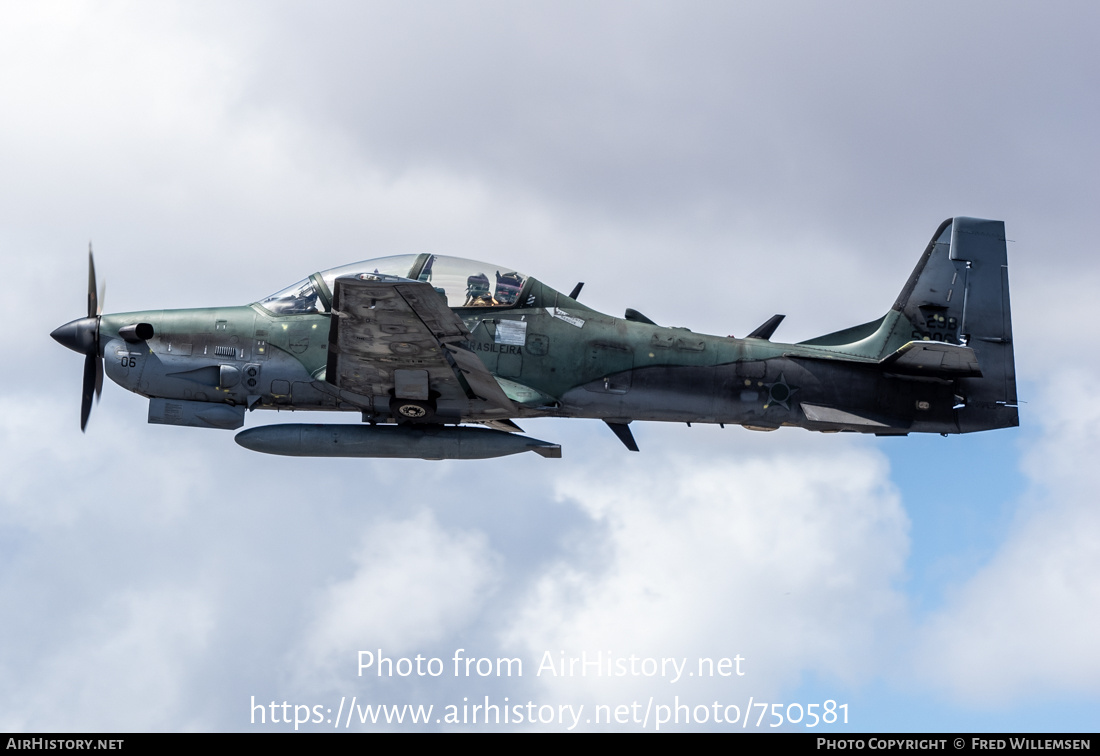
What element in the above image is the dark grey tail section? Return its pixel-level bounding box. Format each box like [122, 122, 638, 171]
[894, 217, 1018, 432]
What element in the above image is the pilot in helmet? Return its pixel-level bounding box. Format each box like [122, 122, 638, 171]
[465, 273, 496, 306]
[494, 271, 523, 305]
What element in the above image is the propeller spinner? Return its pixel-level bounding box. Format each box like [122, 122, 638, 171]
[50, 247, 104, 431]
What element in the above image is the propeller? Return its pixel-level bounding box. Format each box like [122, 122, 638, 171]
[51, 245, 104, 432]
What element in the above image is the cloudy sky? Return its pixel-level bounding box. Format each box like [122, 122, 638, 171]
[2, 0, 1098, 732]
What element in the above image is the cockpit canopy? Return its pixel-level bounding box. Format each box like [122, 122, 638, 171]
[257, 253, 529, 315]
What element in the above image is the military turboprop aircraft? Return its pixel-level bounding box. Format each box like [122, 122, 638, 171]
[51, 217, 1017, 459]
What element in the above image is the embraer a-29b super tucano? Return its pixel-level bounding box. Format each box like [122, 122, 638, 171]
[52, 217, 1017, 460]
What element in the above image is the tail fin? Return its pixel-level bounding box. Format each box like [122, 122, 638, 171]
[800, 217, 1018, 432]
[893, 217, 1018, 431]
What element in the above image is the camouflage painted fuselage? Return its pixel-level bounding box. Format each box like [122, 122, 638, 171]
[93, 216, 1017, 442]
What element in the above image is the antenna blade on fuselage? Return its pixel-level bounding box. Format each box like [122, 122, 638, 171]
[604, 420, 640, 452]
[746, 314, 785, 340]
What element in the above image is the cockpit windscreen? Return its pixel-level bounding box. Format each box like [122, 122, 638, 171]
[258, 254, 528, 314]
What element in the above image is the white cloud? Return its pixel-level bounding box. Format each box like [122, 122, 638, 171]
[301, 510, 501, 673]
[502, 445, 909, 725]
[916, 373, 1100, 702]
[0, 393, 212, 531]
[0, 587, 214, 732]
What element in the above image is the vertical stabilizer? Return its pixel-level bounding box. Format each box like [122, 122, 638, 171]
[893, 217, 1018, 431]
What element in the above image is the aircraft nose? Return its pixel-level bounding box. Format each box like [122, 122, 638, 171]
[51, 317, 99, 356]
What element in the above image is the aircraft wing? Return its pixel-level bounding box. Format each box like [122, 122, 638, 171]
[325, 275, 517, 414]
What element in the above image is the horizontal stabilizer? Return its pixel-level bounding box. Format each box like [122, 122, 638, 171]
[747, 314, 785, 340]
[880, 341, 982, 377]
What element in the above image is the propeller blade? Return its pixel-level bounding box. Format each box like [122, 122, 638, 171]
[81, 353, 96, 432]
[75, 244, 103, 429]
[55, 246, 106, 430]
[87, 245, 97, 319]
